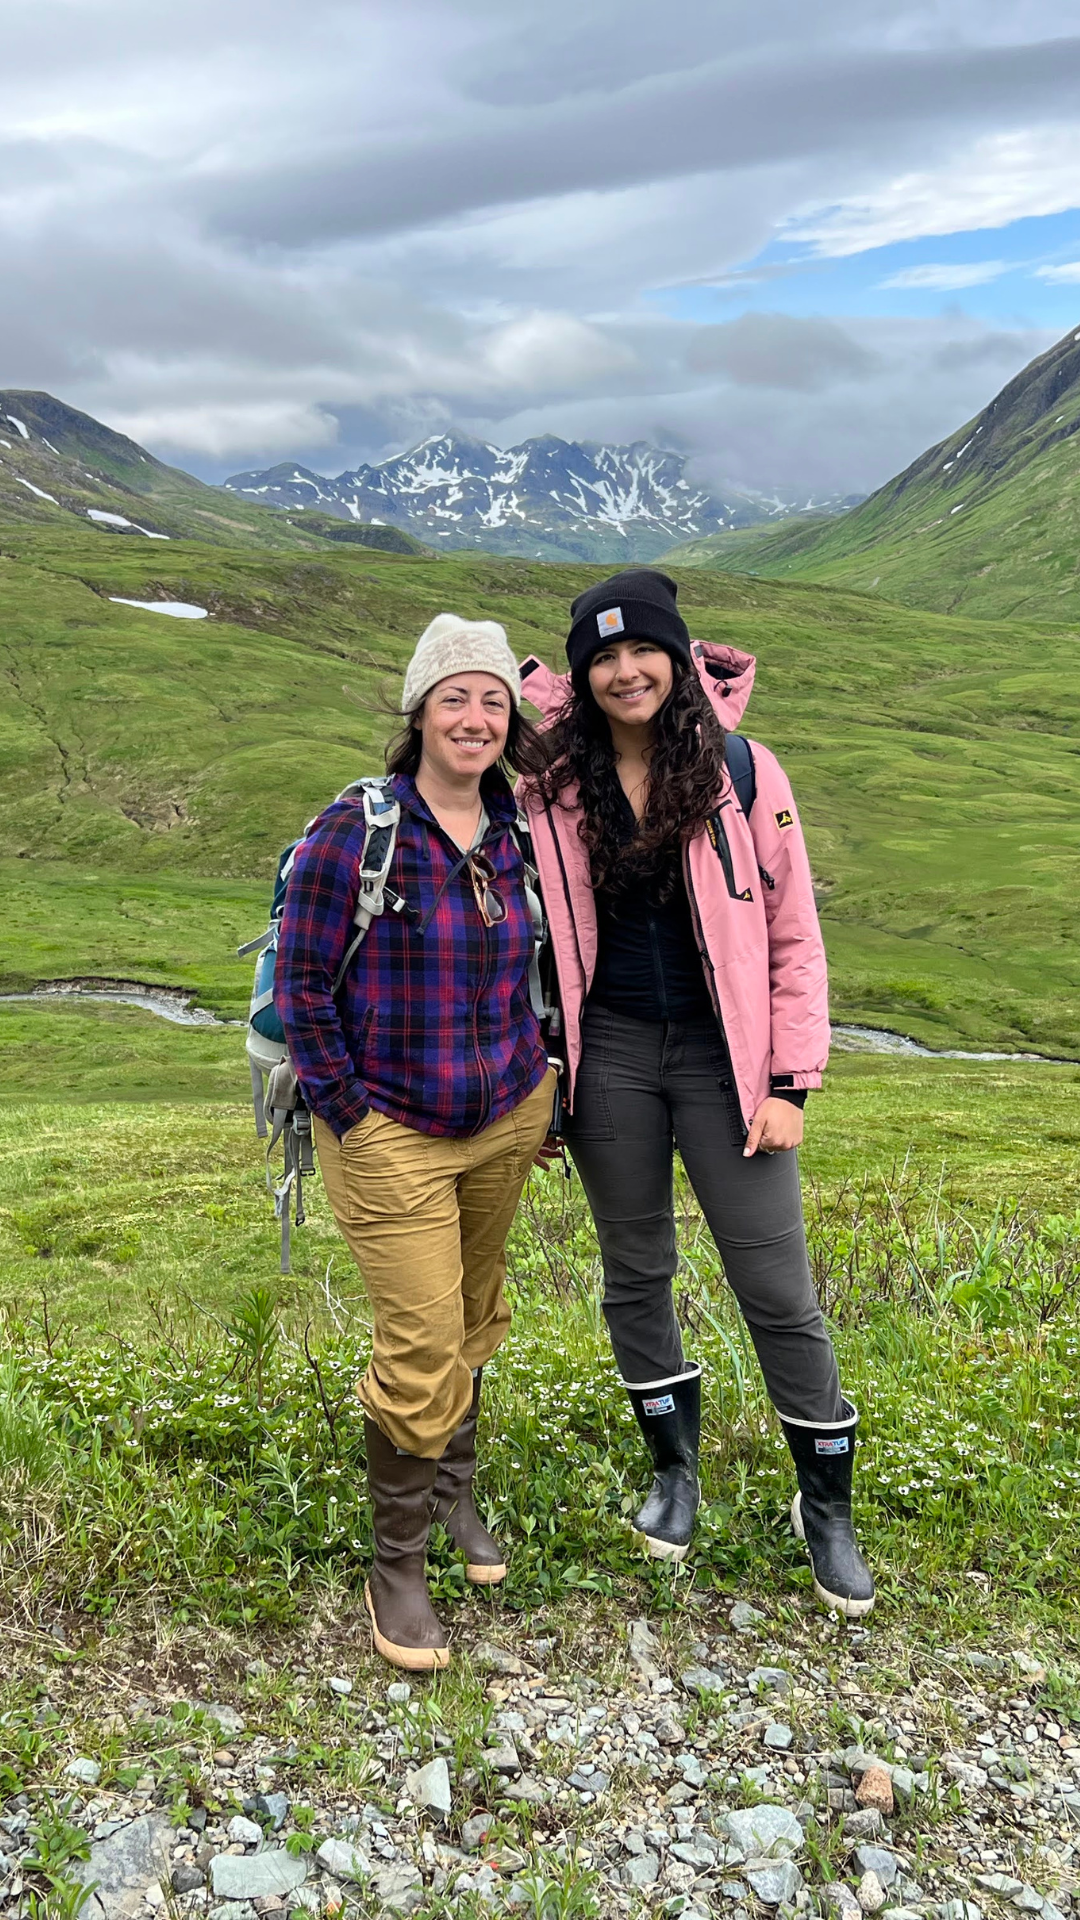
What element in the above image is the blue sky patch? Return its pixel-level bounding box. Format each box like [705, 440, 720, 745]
[650, 208, 1080, 330]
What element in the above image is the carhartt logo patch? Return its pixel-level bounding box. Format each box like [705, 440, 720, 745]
[774, 808, 794, 829]
[815, 1436, 850, 1455]
[597, 606, 624, 637]
[643, 1393, 675, 1417]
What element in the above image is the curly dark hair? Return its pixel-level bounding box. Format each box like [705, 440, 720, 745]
[528, 661, 727, 896]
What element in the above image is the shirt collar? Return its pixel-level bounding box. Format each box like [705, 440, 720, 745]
[394, 768, 517, 832]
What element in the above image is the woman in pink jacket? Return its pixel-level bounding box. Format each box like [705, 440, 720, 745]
[520, 569, 873, 1618]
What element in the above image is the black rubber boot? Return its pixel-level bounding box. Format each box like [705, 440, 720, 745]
[363, 1418, 450, 1671]
[780, 1399, 875, 1618]
[431, 1368, 506, 1585]
[624, 1365, 701, 1561]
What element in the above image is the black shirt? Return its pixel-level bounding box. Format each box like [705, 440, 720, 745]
[589, 786, 714, 1024]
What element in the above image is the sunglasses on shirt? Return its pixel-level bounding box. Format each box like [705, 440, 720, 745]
[467, 851, 507, 927]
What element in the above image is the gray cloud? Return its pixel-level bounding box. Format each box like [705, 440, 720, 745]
[930, 330, 1051, 373]
[0, 0, 1075, 492]
[476, 315, 1054, 494]
[197, 37, 1080, 247]
[686, 315, 880, 390]
[450, 0, 825, 107]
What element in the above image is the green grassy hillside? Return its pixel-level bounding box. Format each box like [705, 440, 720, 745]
[665, 325, 1080, 621]
[1, 520, 1078, 1053]
[0, 390, 427, 555]
[666, 514, 847, 574]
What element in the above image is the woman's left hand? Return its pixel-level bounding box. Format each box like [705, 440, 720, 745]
[743, 1096, 804, 1158]
[533, 1132, 566, 1168]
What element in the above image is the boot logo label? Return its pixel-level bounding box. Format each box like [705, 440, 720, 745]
[643, 1393, 675, 1416]
[815, 1436, 850, 1454]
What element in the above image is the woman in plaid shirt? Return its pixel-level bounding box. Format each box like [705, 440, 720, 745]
[276, 615, 554, 1671]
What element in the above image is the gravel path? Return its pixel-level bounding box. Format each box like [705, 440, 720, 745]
[1, 1602, 1076, 1920]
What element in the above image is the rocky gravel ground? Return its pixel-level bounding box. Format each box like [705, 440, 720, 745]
[0, 1599, 1077, 1920]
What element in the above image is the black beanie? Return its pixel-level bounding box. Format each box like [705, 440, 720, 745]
[566, 569, 692, 689]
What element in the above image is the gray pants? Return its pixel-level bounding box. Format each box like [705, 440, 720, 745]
[565, 1005, 843, 1423]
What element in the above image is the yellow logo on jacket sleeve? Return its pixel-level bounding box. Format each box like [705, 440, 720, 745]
[774, 807, 794, 829]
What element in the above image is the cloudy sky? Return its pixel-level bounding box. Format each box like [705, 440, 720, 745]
[4, 0, 1080, 496]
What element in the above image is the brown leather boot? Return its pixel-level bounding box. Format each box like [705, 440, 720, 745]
[431, 1368, 507, 1585]
[363, 1418, 450, 1671]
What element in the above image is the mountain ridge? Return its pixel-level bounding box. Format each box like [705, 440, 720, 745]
[225, 430, 860, 563]
[0, 391, 425, 555]
[664, 323, 1080, 621]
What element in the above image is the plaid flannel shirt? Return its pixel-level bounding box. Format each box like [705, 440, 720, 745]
[275, 771, 547, 1139]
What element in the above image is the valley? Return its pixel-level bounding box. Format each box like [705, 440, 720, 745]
[0, 515, 1078, 1056]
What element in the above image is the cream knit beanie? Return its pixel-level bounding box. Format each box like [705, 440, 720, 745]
[401, 612, 521, 714]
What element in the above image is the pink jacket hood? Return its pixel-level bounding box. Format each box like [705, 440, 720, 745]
[518, 638, 829, 1132]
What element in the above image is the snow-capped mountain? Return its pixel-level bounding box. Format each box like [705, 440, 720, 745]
[0, 388, 422, 555]
[224, 433, 859, 563]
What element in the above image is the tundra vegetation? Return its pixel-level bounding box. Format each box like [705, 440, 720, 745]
[0, 516, 1077, 1918]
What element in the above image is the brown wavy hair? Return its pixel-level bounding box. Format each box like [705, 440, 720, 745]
[528, 661, 727, 896]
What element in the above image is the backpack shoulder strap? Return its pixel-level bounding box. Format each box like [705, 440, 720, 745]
[724, 732, 756, 818]
[510, 810, 554, 1026]
[346, 777, 400, 913]
[510, 809, 538, 882]
[330, 777, 403, 994]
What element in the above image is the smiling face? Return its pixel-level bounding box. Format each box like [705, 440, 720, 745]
[587, 638, 674, 734]
[415, 671, 512, 784]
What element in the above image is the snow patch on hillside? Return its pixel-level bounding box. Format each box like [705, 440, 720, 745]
[110, 599, 206, 618]
[15, 476, 58, 504]
[88, 509, 170, 539]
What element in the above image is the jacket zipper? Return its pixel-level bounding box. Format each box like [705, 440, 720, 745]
[543, 800, 589, 1007]
[705, 811, 741, 899]
[682, 844, 745, 1131]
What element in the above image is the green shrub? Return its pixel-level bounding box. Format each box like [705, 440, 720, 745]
[0, 1355, 64, 1491]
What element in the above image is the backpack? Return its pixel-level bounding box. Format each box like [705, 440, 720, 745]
[238, 777, 554, 1272]
[724, 732, 756, 817]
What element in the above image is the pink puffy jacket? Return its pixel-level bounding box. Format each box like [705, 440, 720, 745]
[518, 640, 830, 1132]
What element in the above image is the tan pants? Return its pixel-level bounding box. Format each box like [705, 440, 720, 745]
[314, 1069, 554, 1458]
